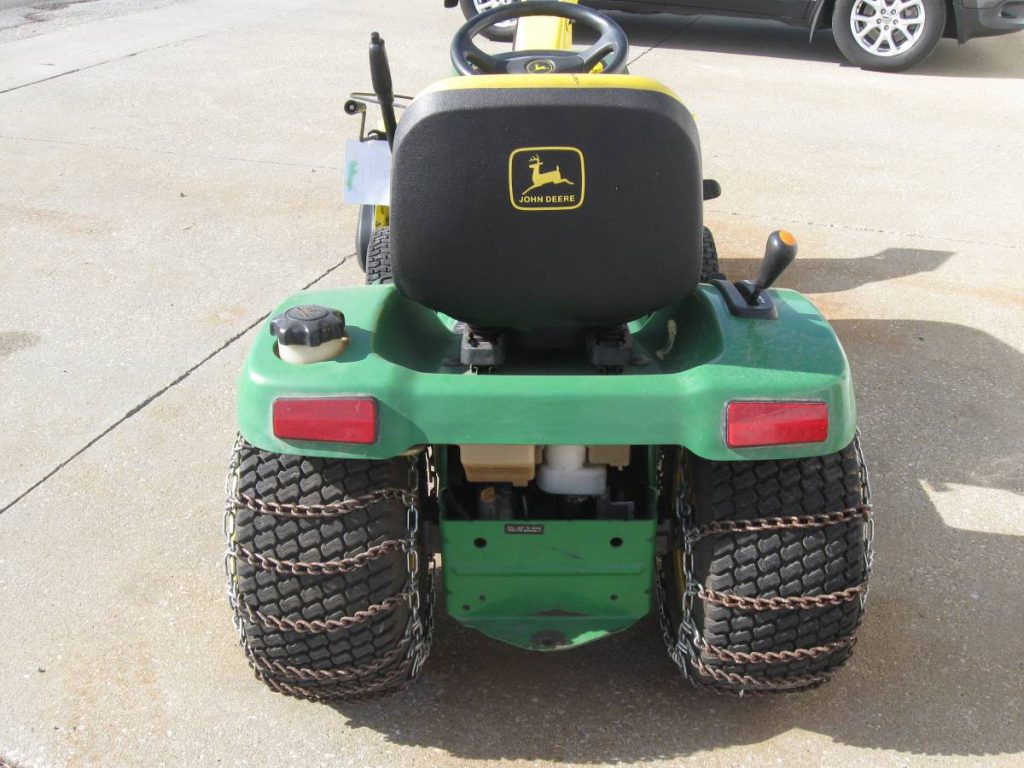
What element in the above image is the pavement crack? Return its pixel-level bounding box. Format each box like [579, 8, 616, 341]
[0, 32, 211, 95]
[302, 255, 351, 289]
[0, 254, 352, 516]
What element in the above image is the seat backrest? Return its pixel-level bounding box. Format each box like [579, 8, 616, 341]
[390, 74, 703, 331]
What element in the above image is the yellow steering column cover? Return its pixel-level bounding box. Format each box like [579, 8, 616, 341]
[514, 0, 578, 52]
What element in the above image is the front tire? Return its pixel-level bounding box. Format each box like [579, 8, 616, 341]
[365, 225, 393, 285]
[701, 226, 722, 281]
[658, 438, 872, 694]
[354, 204, 374, 271]
[832, 0, 945, 72]
[224, 439, 434, 701]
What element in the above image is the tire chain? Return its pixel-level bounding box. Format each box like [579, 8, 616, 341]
[702, 634, 856, 665]
[655, 433, 875, 696]
[233, 537, 411, 576]
[690, 656, 833, 692]
[251, 638, 411, 682]
[233, 586, 410, 634]
[684, 506, 871, 544]
[697, 582, 867, 611]
[233, 488, 417, 518]
[223, 436, 437, 701]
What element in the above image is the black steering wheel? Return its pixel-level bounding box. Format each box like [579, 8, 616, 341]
[451, 1, 629, 76]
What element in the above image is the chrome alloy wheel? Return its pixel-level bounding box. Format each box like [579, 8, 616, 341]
[850, 0, 927, 57]
[473, 0, 519, 30]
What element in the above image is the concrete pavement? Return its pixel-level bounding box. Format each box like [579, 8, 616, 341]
[0, 1, 1021, 766]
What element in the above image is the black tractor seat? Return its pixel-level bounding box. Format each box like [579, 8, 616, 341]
[390, 74, 705, 333]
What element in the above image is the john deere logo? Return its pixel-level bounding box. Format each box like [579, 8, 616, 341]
[525, 58, 556, 74]
[508, 146, 585, 211]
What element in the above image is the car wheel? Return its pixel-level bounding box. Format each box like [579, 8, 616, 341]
[459, 0, 519, 42]
[832, 0, 945, 72]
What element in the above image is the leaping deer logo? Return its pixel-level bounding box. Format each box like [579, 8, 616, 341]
[521, 154, 575, 195]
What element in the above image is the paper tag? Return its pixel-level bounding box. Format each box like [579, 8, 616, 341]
[343, 139, 391, 205]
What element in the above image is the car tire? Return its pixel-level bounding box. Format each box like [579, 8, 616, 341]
[365, 225, 393, 285]
[355, 204, 374, 271]
[459, 0, 519, 42]
[701, 226, 722, 281]
[658, 438, 872, 694]
[224, 439, 434, 701]
[832, 0, 945, 72]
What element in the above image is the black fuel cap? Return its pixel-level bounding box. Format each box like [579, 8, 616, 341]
[269, 305, 346, 347]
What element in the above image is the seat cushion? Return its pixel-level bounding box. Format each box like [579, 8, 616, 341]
[390, 75, 703, 331]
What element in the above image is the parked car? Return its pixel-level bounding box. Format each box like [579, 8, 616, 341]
[450, 0, 1023, 71]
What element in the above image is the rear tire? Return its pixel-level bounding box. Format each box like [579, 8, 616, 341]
[832, 0, 944, 72]
[365, 226, 393, 285]
[659, 438, 871, 694]
[224, 439, 433, 701]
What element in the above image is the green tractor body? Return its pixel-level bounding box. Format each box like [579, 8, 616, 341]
[235, 283, 855, 650]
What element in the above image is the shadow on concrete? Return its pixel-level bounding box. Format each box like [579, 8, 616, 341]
[330, 280, 1023, 759]
[720, 246, 955, 293]
[578, 12, 1024, 80]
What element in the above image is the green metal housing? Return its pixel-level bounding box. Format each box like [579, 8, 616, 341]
[236, 283, 856, 650]
[433, 445, 663, 651]
[441, 518, 657, 650]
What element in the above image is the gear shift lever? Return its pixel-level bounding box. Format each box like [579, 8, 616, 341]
[711, 229, 799, 320]
[748, 230, 798, 305]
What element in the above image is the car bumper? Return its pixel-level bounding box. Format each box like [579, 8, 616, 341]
[956, 0, 1024, 41]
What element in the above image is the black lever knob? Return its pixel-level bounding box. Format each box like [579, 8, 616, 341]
[750, 230, 798, 303]
[369, 32, 393, 98]
[369, 32, 397, 146]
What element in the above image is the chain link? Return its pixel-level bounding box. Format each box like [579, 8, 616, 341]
[223, 436, 246, 646]
[655, 434, 875, 695]
[855, 431, 875, 598]
[223, 438, 437, 701]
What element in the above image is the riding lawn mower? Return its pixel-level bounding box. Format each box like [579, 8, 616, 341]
[223, 0, 873, 700]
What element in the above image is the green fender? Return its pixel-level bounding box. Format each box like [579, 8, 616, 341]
[236, 284, 856, 461]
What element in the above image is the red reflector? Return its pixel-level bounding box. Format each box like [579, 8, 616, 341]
[726, 401, 828, 448]
[273, 397, 377, 444]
